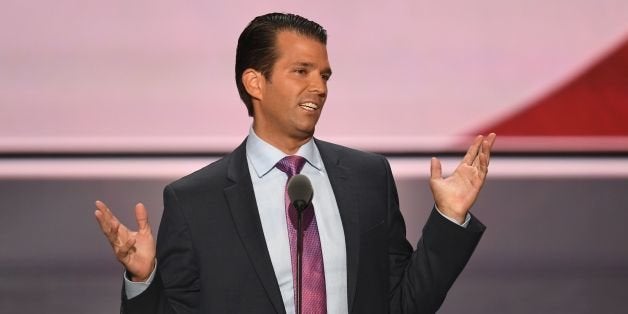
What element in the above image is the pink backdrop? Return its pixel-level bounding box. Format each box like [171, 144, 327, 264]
[2, 0, 628, 153]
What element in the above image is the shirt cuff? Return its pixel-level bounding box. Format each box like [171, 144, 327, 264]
[123, 261, 157, 299]
[435, 205, 471, 228]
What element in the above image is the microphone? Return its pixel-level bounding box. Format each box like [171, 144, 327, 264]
[286, 173, 313, 314]
[287, 174, 313, 213]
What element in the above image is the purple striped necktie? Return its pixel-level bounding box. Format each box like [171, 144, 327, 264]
[275, 155, 327, 314]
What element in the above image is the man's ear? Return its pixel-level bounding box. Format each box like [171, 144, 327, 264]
[242, 69, 264, 101]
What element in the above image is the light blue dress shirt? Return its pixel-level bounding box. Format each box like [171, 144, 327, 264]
[246, 128, 348, 314]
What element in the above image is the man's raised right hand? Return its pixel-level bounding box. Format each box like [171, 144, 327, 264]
[94, 200, 156, 281]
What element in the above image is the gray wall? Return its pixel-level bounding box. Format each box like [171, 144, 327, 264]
[1, 161, 627, 313]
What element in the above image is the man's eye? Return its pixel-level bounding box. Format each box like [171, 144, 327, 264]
[295, 69, 307, 74]
[322, 74, 331, 81]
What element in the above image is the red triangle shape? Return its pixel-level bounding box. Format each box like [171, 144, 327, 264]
[480, 37, 628, 137]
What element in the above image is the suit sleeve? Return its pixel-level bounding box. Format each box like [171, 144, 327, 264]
[121, 185, 201, 314]
[384, 158, 486, 314]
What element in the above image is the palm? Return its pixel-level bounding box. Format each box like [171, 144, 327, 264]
[429, 134, 496, 223]
[116, 221, 155, 278]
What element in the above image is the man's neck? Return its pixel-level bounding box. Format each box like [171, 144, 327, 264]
[252, 127, 312, 155]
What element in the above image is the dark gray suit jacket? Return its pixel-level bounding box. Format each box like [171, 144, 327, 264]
[122, 138, 485, 313]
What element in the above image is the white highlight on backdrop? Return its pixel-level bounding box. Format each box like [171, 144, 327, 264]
[3, 157, 628, 179]
[1, 0, 627, 152]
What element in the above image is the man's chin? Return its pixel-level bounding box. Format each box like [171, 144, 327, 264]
[294, 126, 316, 140]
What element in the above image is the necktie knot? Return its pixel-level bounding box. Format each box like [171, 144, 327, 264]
[276, 155, 307, 178]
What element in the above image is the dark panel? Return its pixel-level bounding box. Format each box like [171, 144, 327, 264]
[1, 177, 627, 313]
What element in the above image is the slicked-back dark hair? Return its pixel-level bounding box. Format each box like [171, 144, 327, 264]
[235, 13, 327, 116]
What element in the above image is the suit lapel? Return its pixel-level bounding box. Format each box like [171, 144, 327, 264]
[316, 139, 361, 314]
[223, 140, 286, 314]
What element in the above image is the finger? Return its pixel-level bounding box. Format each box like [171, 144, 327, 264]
[94, 210, 114, 240]
[462, 135, 483, 166]
[95, 200, 110, 216]
[135, 203, 150, 232]
[430, 157, 442, 180]
[107, 220, 123, 246]
[94, 200, 110, 224]
[95, 201, 124, 243]
[478, 145, 489, 175]
[486, 132, 497, 148]
[472, 150, 480, 168]
[95, 200, 120, 226]
[94, 203, 114, 236]
[94, 208, 105, 226]
[481, 133, 497, 168]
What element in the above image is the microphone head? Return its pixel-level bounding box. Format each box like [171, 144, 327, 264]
[287, 174, 313, 212]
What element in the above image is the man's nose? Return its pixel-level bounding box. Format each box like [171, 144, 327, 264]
[308, 74, 327, 98]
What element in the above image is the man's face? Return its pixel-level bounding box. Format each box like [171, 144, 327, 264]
[253, 30, 331, 143]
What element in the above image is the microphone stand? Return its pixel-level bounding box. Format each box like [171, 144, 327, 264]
[287, 174, 313, 314]
[294, 200, 307, 314]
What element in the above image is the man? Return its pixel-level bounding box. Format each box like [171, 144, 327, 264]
[95, 13, 496, 314]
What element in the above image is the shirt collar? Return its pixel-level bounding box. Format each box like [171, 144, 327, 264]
[246, 127, 324, 178]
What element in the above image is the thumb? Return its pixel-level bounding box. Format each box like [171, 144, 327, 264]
[135, 203, 150, 231]
[430, 157, 442, 180]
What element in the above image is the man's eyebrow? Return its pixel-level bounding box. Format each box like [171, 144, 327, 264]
[292, 62, 315, 68]
[292, 62, 332, 76]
